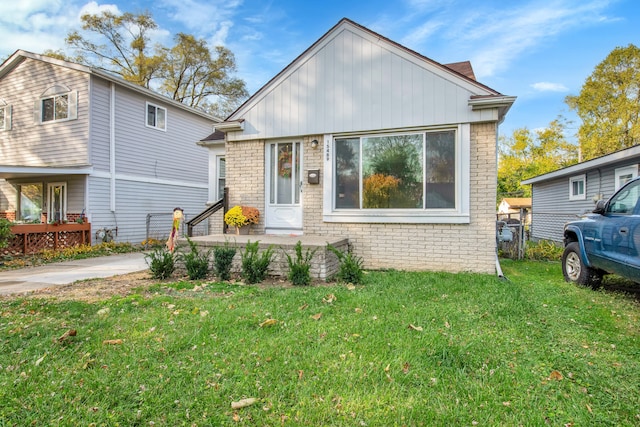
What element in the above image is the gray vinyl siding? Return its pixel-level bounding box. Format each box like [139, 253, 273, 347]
[88, 175, 208, 244]
[530, 160, 639, 242]
[0, 179, 16, 211]
[89, 77, 112, 172]
[112, 85, 210, 183]
[0, 58, 89, 166]
[229, 23, 498, 141]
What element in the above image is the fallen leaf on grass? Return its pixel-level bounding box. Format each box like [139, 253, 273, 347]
[402, 362, 410, 374]
[35, 354, 47, 366]
[259, 319, 278, 328]
[548, 370, 563, 380]
[298, 303, 308, 311]
[298, 370, 304, 380]
[346, 284, 356, 290]
[103, 339, 123, 345]
[231, 397, 258, 409]
[311, 313, 322, 320]
[56, 329, 77, 343]
[408, 324, 423, 331]
[323, 294, 337, 304]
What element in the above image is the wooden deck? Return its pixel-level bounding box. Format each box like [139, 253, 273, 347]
[184, 234, 349, 280]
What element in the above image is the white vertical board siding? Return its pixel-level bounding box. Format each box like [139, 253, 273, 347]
[232, 26, 488, 140]
[112, 86, 211, 184]
[0, 58, 90, 166]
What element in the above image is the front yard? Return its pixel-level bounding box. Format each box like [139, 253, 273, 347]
[1, 260, 638, 425]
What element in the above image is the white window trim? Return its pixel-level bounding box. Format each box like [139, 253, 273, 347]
[17, 182, 43, 222]
[569, 174, 586, 201]
[614, 165, 638, 191]
[322, 124, 470, 224]
[37, 87, 77, 124]
[0, 103, 11, 131]
[145, 102, 167, 131]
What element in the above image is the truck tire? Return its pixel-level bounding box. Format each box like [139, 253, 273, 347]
[562, 242, 602, 288]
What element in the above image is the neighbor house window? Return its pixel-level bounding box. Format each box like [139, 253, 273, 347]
[18, 183, 43, 222]
[569, 175, 586, 200]
[614, 165, 638, 191]
[146, 102, 166, 130]
[37, 85, 77, 123]
[0, 102, 11, 131]
[325, 126, 469, 223]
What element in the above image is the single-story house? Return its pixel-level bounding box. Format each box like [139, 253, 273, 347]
[498, 197, 531, 222]
[203, 18, 515, 274]
[0, 50, 217, 246]
[521, 145, 640, 242]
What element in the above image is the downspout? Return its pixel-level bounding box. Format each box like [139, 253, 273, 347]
[110, 82, 116, 212]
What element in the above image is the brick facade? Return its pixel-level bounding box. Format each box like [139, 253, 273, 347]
[226, 123, 498, 274]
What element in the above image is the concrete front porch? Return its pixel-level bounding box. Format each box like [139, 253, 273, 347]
[184, 234, 349, 280]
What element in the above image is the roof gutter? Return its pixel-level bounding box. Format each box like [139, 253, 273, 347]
[468, 95, 517, 124]
[215, 120, 245, 133]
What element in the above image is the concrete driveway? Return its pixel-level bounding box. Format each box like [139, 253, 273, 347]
[0, 252, 149, 295]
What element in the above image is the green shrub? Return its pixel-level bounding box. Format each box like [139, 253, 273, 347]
[524, 240, 563, 261]
[240, 240, 274, 284]
[145, 247, 176, 279]
[284, 240, 317, 286]
[328, 243, 364, 285]
[179, 237, 211, 280]
[214, 240, 236, 281]
[0, 219, 13, 249]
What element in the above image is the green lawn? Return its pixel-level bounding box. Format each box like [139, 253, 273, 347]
[1, 260, 639, 426]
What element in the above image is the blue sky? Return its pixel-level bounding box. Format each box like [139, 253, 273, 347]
[1, 0, 638, 138]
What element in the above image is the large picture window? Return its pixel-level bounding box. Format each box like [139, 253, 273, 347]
[334, 130, 455, 210]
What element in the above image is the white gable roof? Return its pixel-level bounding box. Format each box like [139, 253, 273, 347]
[224, 18, 514, 141]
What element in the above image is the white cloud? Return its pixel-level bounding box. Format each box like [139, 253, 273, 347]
[159, 0, 242, 42]
[391, 0, 617, 79]
[401, 20, 444, 47]
[0, 1, 84, 58]
[531, 82, 569, 92]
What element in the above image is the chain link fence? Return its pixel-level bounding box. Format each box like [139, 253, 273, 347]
[497, 210, 529, 260]
[145, 212, 208, 246]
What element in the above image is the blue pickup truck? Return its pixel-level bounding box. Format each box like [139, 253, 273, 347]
[562, 176, 640, 287]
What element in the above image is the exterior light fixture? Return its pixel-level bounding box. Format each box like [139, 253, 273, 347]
[310, 139, 319, 149]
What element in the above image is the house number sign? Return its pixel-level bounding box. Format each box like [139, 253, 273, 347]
[325, 137, 330, 162]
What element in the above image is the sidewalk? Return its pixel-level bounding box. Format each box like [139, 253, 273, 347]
[0, 252, 149, 295]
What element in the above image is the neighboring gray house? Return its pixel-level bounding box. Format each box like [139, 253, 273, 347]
[205, 18, 515, 274]
[0, 50, 217, 244]
[522, 145, 640, 242]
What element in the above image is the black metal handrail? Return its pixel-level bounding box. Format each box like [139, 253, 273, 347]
[186, 187, 229, 236]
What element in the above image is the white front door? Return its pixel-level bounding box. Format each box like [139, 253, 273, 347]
[47, 182, 67, 222]
[265, 142, 303, 233]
